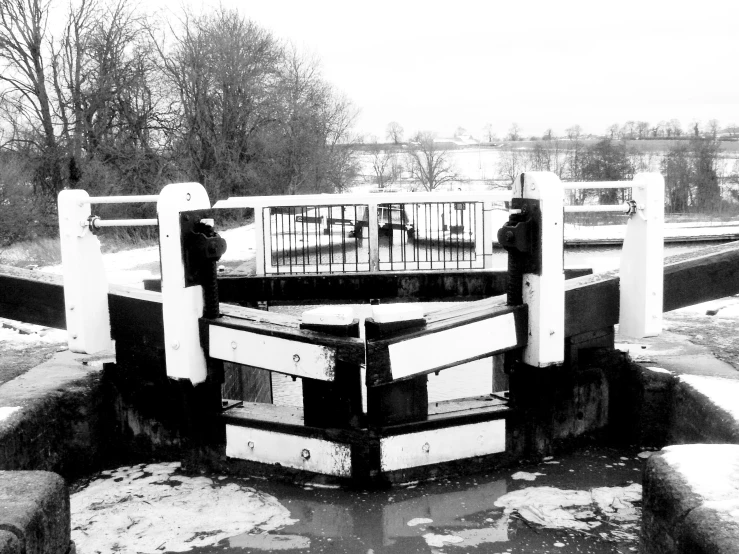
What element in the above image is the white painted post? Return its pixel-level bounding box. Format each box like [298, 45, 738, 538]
[58, 190, 114, 354]
[516, 172, 565, 367]
[619, 172, 664, 338]
[253, 206, 265, 276]
[157, 182, 212, 384]
[482, 201, 494, 268]
[368, 202, 380, 272]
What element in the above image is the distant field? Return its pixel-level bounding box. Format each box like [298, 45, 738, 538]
[494, 138, 739, 153]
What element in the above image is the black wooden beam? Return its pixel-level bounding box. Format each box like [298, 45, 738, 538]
[563, 240, 739, 337]
[145, 267, 593, 304]
[0, 265, 66, 328]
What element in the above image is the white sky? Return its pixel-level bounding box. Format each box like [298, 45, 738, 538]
[157, 0, 738, 140]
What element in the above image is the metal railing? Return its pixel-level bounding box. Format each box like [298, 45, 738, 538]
[215, 191, 509, 274]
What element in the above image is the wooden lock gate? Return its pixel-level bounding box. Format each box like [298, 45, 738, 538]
[36, 171, 697, 485]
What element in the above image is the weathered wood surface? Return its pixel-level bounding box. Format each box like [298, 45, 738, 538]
[204, 305, 365, 382]
[223, 363, 272, 403]
[564, 240, 739, 336]
[365, 302, 528, 386]
[0, 266, 66, 329]
[663, 240, 739, 312]
[146, 267, 593, 303]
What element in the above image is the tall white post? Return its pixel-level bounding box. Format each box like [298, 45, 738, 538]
[516, 172, 565, 367]
[157, 183, 211, 384]
[619, 173, 664, 338]
[58, 190, 113, 354]
[254, 206, 266, 276]
[368, 203, 380, 272]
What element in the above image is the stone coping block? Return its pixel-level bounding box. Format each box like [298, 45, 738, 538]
[0, 471, 70, 554]
[643, 444, 739, 554]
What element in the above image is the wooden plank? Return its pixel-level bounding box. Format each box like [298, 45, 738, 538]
[564, 241, 739, 337]
[365, 303, 527, 386]
[223, 362, 273, 403]
[209, 324, 337, 380]
[226, 425, 352, 477]
[663, 240, 739, 312]
[0, 265, 66, 329]
[379, 419, 506, 472]
[564, 270, 620, 338]
[205, 313, 366, 367]
[300, 320, 363, 429]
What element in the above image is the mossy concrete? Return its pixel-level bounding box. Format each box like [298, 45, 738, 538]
[0, 350, 108, 479]
[0, 471, 70, 554]
[643, 446, 739, 554]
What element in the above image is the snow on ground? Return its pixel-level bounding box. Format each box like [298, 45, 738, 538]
[0, 322, 66, 349]
[679, 374, 739, 422]
[661, 444, 739, 519]
[71, 462, 297, 553]
[38, 223, 256, 288]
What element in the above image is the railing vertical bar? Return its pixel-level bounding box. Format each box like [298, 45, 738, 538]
[401, 203, 407, 271]
[315, 205, 319, 274]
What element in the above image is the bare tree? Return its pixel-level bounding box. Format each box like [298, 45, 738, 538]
[367, 140, 394, 188]
[497, 147, 529, 185]
[636, 121, 650, 139]
[406, 131, 456, 191]
[386, 121, 403, 145]
[565, 124, 582, 141]
[707, 119, 720, 139]
[482, 123, 496, 143]
[668, 119, 683, 138]
[507, 123, 521, 141]
[0, 0, 62, 192]
[606, 123, 620, 139]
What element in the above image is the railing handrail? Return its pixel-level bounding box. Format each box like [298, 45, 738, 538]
[213, 190, 511, 209]
[563, 181, 635, 190]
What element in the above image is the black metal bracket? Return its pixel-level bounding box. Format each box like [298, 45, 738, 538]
[180, 209, 227, 288]
[180, 209, 227, 319]
[496, 198, 542, 276]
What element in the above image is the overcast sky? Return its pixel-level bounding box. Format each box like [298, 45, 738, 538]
[166, 0, 738, 140]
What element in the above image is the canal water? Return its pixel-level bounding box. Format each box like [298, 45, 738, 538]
[71, 446, 650, 553]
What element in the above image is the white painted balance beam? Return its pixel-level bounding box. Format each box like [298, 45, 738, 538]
[368, 302, 527, 383]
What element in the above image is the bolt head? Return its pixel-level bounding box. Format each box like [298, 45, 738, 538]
[186, 193, 191, 201]
[231, 341, 237, 349]
[293, 354, 300, 363]
[248, 441, 254, 449]
[172, 341, 180, 350]
[422, 442, 430, 453]
[301, 449, 311, 460]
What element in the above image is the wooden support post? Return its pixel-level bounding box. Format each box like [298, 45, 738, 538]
[158, 182, 212, 384]
[619, 173, 664, 338]
[365, 305, 428, 426]
[517, 172, 565, 367]
[300, 307, 363, 429]
[58, 190, 113, 354]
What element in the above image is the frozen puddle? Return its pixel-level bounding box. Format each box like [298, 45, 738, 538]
[71, 462, 297, 553]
